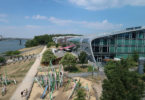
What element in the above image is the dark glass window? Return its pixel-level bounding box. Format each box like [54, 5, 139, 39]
[124, 33, 129, 39]
[103, 47, 108, 52]
[103, 39, 107, 45]
[110, 39, 115, 45]
[118, 34, 124, 38]
[94, 39, 100, 45]
[132, 32, 136, 39]
[95, 46, 99, 52]
[139, 33, 143, 39]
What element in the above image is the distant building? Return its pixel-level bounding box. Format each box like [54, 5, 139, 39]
[0, 35, 3, 40]
[53, 36, 79, 44]
[68, 26, 145, 63]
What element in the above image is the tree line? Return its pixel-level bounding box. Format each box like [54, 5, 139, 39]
[25, 34, 82, 47]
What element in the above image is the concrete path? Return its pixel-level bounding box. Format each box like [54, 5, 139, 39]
[10, 46, 47, 100]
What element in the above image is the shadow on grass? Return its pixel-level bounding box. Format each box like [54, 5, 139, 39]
[80, 65, 88, 69]
[64, 66, 80, 73]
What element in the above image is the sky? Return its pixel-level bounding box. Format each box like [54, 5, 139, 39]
[0, 0, 145, 38]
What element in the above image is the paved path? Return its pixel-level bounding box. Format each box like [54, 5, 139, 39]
[10, 46, 47, 100]
[64, 72, 98, 78]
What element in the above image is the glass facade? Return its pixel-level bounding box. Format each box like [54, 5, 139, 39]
[68, 27, 145, 63]
[91, 29, 145, 62]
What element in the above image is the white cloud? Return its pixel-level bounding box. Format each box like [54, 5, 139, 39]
[0, 19, 8, 23]
[25, 16, 30, 19]
[69, 0, 145, 10]
[48, 17, 74, 25]
[0, 14, 8, 23]
[0, 14, 7, 18]
[25, 25, 42, 28]
[32, 15, 48, 20]
[27, 14, 122, 30]
[78, 20, 122, 30]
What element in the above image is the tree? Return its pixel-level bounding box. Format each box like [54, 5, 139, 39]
[47, 42, 56, 48]
[78, 51, 87, 67]
[25, 40, 38, 47]
[25, 34, 53, 47]
[55, 43, 59, 48]
[132, 51, 139, 62]
[60, 53, 77, 72]
[101, 60, 145, 100]
[41, 50, 56, 65]
[75, 88, 86, 100]
[0, 56, 6, 64]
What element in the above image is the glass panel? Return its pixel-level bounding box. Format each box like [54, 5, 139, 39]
[94, 39, 100, 45]
[124, 47, 128, 53]
[131, 40, 136, 45]
[132, 32, 136, 39]
[124, 33, 129, 39]
[110, 39, 115, 45]
[144, 47, 145, 53]
[109, 46, 115, 53]
[118, 34, 124, 38]
[117, 47, 122, 53]
[103, 39, 107, 45]
[138, 47, 142, 52]
[139, 33, 143, 39]
[100, 39, 103, 45]
[125, 40, 129, 45]
[131, 47, 136, 53]
[137, 40, 143, 46]
[117, 39, 122, 45]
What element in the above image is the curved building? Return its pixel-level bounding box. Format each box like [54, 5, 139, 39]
[69, 26, 145, 63]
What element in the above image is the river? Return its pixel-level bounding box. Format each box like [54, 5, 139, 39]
[0, 39, 27, 53]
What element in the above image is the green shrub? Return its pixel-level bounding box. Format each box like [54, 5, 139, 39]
[132, 51, 139, 62]
[87, 66, 93, 72]
[55, 43, 59, 48]
[60, 53, 77, 72]
[41, 50, 56, 65]
[64, 66, 79, 72]
[60, 53, 76, 65]
[5, 50, 21, 56]
[0, 56, 6, 63]
[75, 82, 86, 100]
[47, 42, 56, 48]
[78, 51, 87, 66]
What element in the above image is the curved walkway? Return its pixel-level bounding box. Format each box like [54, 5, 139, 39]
[10, 46, 47, 100]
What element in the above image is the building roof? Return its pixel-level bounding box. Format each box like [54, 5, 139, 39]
[88, 26, 145, 41]
[68, 26, 145, 44]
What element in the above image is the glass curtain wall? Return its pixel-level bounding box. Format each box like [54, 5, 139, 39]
[91, 29, 145, 62]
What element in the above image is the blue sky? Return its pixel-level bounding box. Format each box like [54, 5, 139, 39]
[0, 0, 145, 38]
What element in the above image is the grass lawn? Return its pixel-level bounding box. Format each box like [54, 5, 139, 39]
[64, 64, 98, 73]
[0, 59, 35, 100]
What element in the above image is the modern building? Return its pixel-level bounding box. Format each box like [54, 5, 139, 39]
[68, 26, 145, 64]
